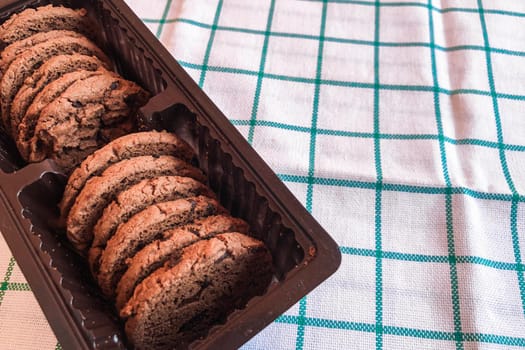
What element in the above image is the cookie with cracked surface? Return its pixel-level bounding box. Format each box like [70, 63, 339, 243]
[97, 196, 226, 298]
[0, 30, 87, 76]
[88, 175, 215, 277]
[0, 33, 111, 134]
[27, 72, 149, 170]
[114, 215, 249, 311]
[52, 118, 137, 172]
[16, 68, 108, 160]
[0, 5, 96, 46]
[11, 54, 109, 138]
[59, 131, 196, 223]
[66, 155, 205, 253]
[120, 232, 272, 350]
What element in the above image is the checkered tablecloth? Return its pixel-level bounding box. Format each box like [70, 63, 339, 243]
[1, 0, 525, 349]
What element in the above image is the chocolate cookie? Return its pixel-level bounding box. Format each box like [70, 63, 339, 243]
[0, 5, 96, 46]
[0, 30, 85, 76]
[66, 155, 206, 252]
[97, 196, 226, 298]
[52, 119, 137, 172]
[0, 33, 111, 134]
[27, 72, 150, 170]
[120, 232, 272, 349]
[88, 175, 215, 276]
[114, 215, 249, 310]
[10, 54, 109, 138]
[60, 131, 196, 223]
[16, 69, 107, 160]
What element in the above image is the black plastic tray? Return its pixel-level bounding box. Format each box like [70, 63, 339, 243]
[0, 0, 341, 348]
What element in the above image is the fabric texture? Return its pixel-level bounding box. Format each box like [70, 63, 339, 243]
[1, 0, 525, 348]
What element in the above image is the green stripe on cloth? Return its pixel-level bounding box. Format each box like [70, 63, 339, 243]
[0, 257, 15, 308]
[308, 0, 525, 18]
[296, 2, 329, 349]
[447, 190, 463, 348]
[339, 247, 525, 271]
[295, 297, 307, 350]
[142, 17, 525, 58]
[477, 0, 516, 194]
[230, 119, 525, 152]
[373, 0, 384, 348]
[277, 173, 525, 202]
[198, 0, 223, 88]
[275, 315, 525, 346]
[476, 0, 525, 316]
[155, 0, 172, 38]
[0, 282, 31, 291]
[306, 0, 327, 214]
[247, 0, 275, 144]
[510, 199, 525, 315]
[232, 119, 525, 152]
[427, 1, 463, 348]
[176, 59, 525, 101]
[142, 2, 525, 20]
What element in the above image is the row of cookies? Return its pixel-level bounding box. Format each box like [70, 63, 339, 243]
[60, 131, 273, 349]
[0, 5, 149, 172]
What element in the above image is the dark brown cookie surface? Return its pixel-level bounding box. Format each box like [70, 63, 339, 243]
[16, 68, 107, 160]
[0, 5, 96, 45]
[120, 232, 272, 350]
[0, 30, 85, 76]
[10, 54, 109, 138]
[0, 33, 111, 135]
[97, 196, 226, 298]
[114, 215, 249, 310]
[27, 72, 149, 171]
[88, 175, 215, 277]
[59, 131, 196, 223]
[66, 155, 206, 252]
